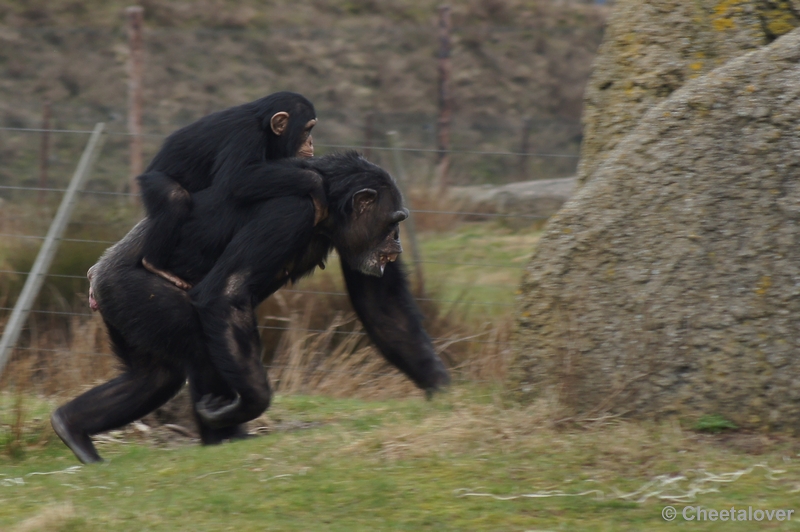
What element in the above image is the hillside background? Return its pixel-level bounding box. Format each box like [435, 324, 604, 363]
[0, 0, 607, 193]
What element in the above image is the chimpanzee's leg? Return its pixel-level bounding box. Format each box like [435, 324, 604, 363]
[192, 297, 272, 429]
[189, 198, 314, 428]
[51, 324, 186, 464]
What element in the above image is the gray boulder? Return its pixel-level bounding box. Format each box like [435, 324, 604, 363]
[511, 28, 800, 432]
[447, 177, 576, 226]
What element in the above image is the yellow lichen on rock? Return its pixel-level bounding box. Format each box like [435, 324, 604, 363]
[759, 1, 800, 38]
[577, 0, 800, 187]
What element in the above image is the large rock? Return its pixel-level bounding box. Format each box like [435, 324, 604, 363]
[447, 177, 577, 225]
[578, 0, 800, 186]
[512, 28, 800, 431]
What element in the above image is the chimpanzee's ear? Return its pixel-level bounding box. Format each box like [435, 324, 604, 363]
[352, 188, 378, 216]
[270, 112, 290, 136]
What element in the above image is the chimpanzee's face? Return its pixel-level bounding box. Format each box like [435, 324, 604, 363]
[338, 187, 409, 277]
[296, 119, 316, 158]
[267, 102, 316, 159]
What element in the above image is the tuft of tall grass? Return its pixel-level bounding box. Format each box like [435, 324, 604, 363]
[0, 314, 115, 397]
[1, 277, 512, 402]
[265, 281, 512, 400]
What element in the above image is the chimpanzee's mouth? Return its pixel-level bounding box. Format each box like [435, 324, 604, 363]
[379, 252, 400, 273]
[379, 253, 399, 265]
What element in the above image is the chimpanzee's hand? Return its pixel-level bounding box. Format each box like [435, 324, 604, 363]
[304, 169, 328, 225]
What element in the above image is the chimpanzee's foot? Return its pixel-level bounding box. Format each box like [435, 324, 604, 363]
[141, 257, 192, 290]
[196, 393, 241, 429]
[50, 409, 103, 464]
[198, 424, 252, 446]
[86, 266, 99, 311]
[88, 285, 99, 311]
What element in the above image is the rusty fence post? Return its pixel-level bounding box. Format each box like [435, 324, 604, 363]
[363, 112, 375, 160]
[126, 5, 144, 199]
[37, 101, 52, 203]
[436, 5, 452, 192]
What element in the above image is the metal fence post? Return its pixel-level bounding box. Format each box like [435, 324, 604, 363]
[436, 5, 452, 192]
[38, 100, 52, 203]
[0, 123, 106, 380]
[127, 5, 144, 198]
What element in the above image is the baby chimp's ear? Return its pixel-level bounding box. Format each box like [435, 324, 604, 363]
[270, 112, 290, 136]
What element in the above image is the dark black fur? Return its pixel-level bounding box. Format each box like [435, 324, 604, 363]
[52, 152, 450, 463]
[138, 91, 321, 272]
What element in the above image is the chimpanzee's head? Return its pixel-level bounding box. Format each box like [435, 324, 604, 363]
[256, 91, 317, 160]
[342, 187, 409, 277]
[312, 152, 410, 277]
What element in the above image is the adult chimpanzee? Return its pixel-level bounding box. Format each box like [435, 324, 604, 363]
[137, 91, 321, 290]
[52, 152, 450, 464]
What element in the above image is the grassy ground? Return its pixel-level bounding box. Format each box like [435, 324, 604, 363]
[3, 188, 797, 530]
[2, 388, 800, 531]
[418, 222, 540, 312]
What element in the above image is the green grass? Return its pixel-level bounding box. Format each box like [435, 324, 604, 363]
[695, 414, 739, 434]
[3, 388, 800, 531]
[417, 223, 540, 311]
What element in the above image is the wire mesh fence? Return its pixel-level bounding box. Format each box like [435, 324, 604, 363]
[1, 16, 600, 187]
[0, 122, 570, 396]
[0, 119, 575, 396]
[0, 116, 582, 190]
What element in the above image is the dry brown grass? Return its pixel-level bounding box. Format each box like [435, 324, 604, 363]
[0, 314, 115, 398]
[301, 385, 800, 496]
[0, 295, 512, 458]
[266, 297, 512, 401]
[1, 315, 115, 457]
[1, 287, 512, 403]
[10, 503, 75, 532]
[335, 391, 568, 464]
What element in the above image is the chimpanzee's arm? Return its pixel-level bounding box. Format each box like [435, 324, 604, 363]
[190, 196, 317, 427]
[137, 170, 193, 276]
[137, 159, 325, 281]
[224, 159, 325, 212]
[340, 259, 451, 394]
